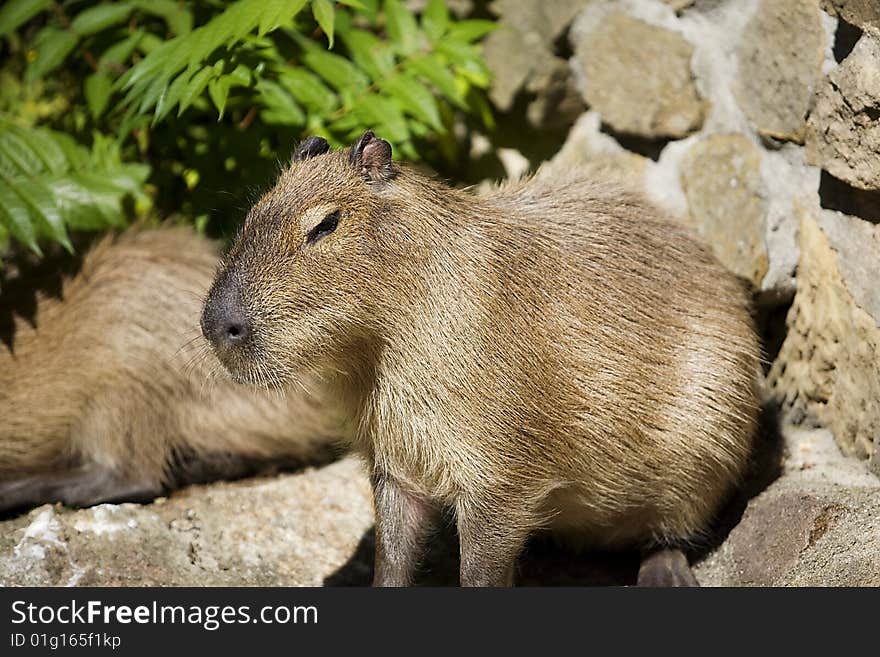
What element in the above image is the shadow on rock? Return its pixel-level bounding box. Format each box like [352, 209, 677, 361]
[325, 524, 641, 587]
[689, 400, 785, 562]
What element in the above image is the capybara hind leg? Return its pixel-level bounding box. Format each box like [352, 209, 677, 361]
[0, 466, 162, 513]
[637, 548, 699, 587]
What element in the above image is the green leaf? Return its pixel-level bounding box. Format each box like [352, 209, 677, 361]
[437, 40, 490, 86]
[6, 123, 68, 174]
[381, 74, 442, 130]
[303, 48, 369, 93]
[0, 0, 53, 37]
[153, 70, 191, 122]
[0, 120, 149, 253]
[71, 3, 135, 37]
[256, 79, 305, 126]
[136, 32, 164, 54]
[227, 64, 252, 87]
[133, 0, 193, 35]
[312, 0, 335, 48]
[12, 180, 73, 251]
[356, 0, 379, 22]
[466, 86, 494, 130]
[0, 128, 45, 175]
[278, 68, 338, 113]
[98, 30, 145, 68]
[177, 67, 218, 115]
[26, 28, 79, 82]
[384, 0, 421, 55]
[0, 186, 40, 253]
[85, 73, 114, 118]
[353, 95, 408, 143]
[208, 77, 232, 119]
[336, 0, 366, 8]
[341, 29, 394, 79]
[421, 0, 449, 41]
[446, 20, 496, 43]
[258, 0, 308, 36]
[136, 74, 171, 114]
[409, 55, 466, 108]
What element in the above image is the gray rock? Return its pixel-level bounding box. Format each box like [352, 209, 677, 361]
[679, 133, 769, 287]
[524, 56, 590, 130]
[0, 458, 374, 586]
[734, 0, 825, 143]
[806, 32, 880, 190]
[664, 0, 695, 11]
[482, 0, 588, 125]
[768, 210, 880, 473]
[820, 0, 880, 30]
[541, 111, 651, 186]
[696, 425, 880, 586]
[1, 428, 877, 586]
[482, 23, 541, 111]
[570, 11, 706, 138]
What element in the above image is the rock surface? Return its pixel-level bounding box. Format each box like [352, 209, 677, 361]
[0, 458, 374, 586]
[734, 0, 825, 142]
[695, 425, 880, 586]
[541, 111, 651, 186]
[820, 0, 880, 30]
[2, 422, 878, 586]
[482, 0, 586, 127]
[570, 10, 705, 138]
[806, 32, 880, 190]
[679, 133, 769, 287]
[769, 211, 880, 473]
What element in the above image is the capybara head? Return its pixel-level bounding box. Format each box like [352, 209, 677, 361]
[201, 131, 408, 385]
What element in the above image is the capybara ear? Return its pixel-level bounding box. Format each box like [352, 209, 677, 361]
[293, 136, 330, 161]
[349, 131, 397, 183]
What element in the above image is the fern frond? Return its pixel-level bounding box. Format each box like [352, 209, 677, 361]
[0, 118, 150, 254]
[119, 0, 311, 117]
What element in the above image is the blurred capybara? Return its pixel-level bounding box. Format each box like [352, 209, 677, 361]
[0, 226, 343, 514]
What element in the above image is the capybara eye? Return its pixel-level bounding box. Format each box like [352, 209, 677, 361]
[306, 209, 340, 244]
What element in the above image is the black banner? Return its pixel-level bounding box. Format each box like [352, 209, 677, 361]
[0, 587, 871, 654]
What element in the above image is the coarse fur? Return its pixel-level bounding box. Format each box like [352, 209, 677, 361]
[203, 133, 761, 585]
[0, 227, 342, 513]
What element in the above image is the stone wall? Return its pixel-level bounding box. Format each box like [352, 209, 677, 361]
[483, 0, 880, 475]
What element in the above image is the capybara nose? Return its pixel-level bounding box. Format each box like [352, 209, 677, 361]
[201, 280, 251, 352]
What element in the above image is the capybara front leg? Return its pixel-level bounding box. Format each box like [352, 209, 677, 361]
[637, 547, 699, 587]
[456, 496, 530, 587]
[371, 472, 436, 587]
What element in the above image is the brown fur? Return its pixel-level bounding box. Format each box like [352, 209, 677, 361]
[203, 133, 761, 585]
[0, 227, 342, 512]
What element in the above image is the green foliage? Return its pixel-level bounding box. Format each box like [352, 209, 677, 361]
[0, 117, 150, 254]
[0, 0, 495, 255]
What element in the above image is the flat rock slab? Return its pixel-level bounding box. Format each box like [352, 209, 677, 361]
[806, 32, 880, 190]
[0, 458, 374, 586]
[571, 10, 705, 138]
[1, 429, 877, 586]
[679, 133, 769, 287]
[734, 0, 825, 142]
[695, 426, 880, 586]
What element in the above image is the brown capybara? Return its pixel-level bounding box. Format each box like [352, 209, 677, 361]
[0, 226, 342, 514]
[201, 132, 760, 586]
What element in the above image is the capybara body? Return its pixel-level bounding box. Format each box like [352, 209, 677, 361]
[0, 227, 341, 513]
[202, 133, 760, 585]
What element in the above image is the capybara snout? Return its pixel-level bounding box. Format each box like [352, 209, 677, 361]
[201, 270, 252, 358]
